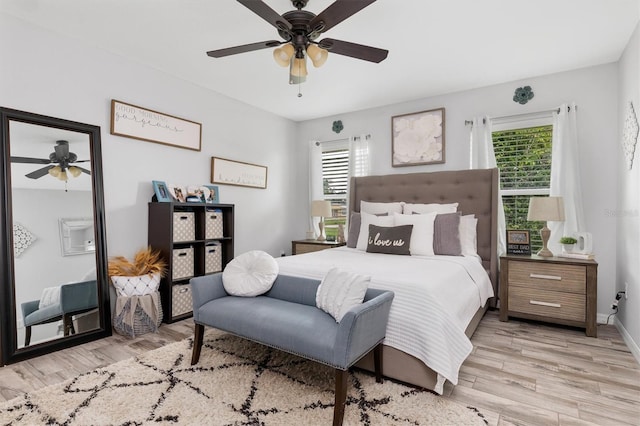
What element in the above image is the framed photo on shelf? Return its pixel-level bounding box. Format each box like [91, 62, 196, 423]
[392, 107, 445, 167]
[167, 183, 187, 203]
[506, 230, 531, 255]
[152, 180, 172, 202]
[203, 185, 219, 203]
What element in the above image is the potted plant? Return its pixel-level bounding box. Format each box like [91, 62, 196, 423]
[559, 236, 577, 253]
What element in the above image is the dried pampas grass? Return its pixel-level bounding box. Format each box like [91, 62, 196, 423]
[108, 246, 166, 278]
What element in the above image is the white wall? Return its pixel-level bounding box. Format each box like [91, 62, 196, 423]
[616, 21, 640, 357]
[0, 13, 299, 262]
[295, 63, 621, 328]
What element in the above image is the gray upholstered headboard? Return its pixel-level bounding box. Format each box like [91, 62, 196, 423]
[349, 168, 499, 302]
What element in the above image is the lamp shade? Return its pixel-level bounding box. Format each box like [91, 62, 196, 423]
[311, 200, 332, 217]
[68, 166, 82, 178]
[527, 196, 565, 221]
[273, 43, 294, 67]
[307, 44, 328, 68]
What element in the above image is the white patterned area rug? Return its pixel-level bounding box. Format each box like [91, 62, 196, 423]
[0, 331, 488, 425]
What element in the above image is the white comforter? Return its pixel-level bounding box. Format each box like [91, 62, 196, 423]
[276, 246, 494, 394]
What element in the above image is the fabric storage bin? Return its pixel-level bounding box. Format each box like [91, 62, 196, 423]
[173, 212, 195, 242]
[172, 246, 194, 280]
[171, 284, 192, 317]
[205, 209, 224, 239]
[205, 242, 222, 274]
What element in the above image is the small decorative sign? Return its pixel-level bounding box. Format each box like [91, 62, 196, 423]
[506, 230, 531, 255]
[211, 157, 267, 189]
[110, 100, 202, 151]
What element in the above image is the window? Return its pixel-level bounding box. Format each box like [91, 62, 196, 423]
[321, 145, 349, 240]
[492, 121, 553, 252]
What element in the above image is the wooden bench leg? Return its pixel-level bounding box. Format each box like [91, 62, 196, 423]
[333, 369, 348, 426]
[374, 343, 383, 383]
[191, 323, 204, 365]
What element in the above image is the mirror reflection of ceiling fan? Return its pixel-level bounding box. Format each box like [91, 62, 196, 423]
[10, 140, 91, 181]
[207, 0, 388, 85]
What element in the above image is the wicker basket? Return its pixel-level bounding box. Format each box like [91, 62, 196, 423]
[113, 291, 163, 338]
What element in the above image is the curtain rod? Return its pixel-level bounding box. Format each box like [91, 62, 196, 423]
[464, 105, 576, 126]
[315, 134, 371, 146]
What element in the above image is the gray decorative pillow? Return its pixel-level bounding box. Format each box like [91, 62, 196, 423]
[366, 224, 413, 255]
[433, 212, 462, 256]
[347, 212, 388, 248]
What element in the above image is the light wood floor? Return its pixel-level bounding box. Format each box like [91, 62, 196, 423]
[1, 310, 638, 425]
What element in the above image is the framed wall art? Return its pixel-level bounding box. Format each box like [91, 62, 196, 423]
[211, 157, 267, 189]
[392, 107, 445, 167]
[506, 230, 531, 255]
[110, 100, 202, 151]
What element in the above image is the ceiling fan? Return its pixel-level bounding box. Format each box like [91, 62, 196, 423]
[207, 0, 388, 85]
[10, 140, 91, 181]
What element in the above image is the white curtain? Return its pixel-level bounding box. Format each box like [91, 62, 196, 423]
[548, 102, 584, 254]
[348, 134, 370, 178]
[308, 140, 324, 235]
[469, 116, 507, 256]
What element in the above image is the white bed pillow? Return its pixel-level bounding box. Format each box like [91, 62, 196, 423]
[316, 267, 370, 322]
[222, 250, 279, 297]
[393, 212, 437, 256]
[403, 202, 459, 215]
[360, 200, 404, 215]
[459, 215, 478, 256]
[356, 212, 395, 250]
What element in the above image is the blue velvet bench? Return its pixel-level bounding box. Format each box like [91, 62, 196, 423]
[190, 273, 394, 426]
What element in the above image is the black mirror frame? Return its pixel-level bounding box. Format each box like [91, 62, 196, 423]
[0, 107, 112, 365]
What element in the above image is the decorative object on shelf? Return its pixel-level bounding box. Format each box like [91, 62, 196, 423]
[337, 223, 345, 243]
[311, 200, 332, 241]
[513, 86, 534, 104]
[13, 223, 36, 257]
[211, 156, 267, 189]
[392, 107, 445, 167]
[506, 230, 531, 255]
[332, 120, 343, 134]
[574, 232, 593, 255]
[559, 236, 577, 253]
[167, 183, 187, 203]
[152, 180, 172, 202]
[622, 101, 639, 170]
[110, 100, 202, 151]
[527, 196, 565, 257]
[203, 185, 220, 203]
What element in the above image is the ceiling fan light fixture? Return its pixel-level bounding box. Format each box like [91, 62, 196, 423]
[273, 43, 295, 67]
[48, 165, 62, 178]
[57, 170, 68, 182]
[68, 166, 82, 178]
[307, 44, 328, 68]
[290, 55, 308, 78]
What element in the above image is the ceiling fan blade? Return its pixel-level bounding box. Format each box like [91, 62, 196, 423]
[319, 38, 388, 63]
[10, 156, 51, 164]
[207, 40, 282, 58]
[237, 0, 292, 32]
[25, 165, 54, 179]
[76, 166, 91, 175]
[309, 0, 376, 33]
[73, 159, 91, 163]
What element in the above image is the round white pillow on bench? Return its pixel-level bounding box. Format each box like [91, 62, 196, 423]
[222, 250, 279, 297]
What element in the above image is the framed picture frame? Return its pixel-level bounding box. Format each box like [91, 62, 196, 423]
[152, 180, 172, 202]
[391, 107, 445, 167]
[203, 185, 219, 203]
[167, 183, 187, 203]
[110, 100, 202, 151]
[506, 230, 531, 255]
[211, 156, 267, 189]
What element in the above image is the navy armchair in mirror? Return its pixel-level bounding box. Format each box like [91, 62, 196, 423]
[20, 280, 98, 346]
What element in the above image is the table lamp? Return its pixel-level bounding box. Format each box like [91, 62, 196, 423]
[527, 196, 565, 257]
[311, 200, 332, 241]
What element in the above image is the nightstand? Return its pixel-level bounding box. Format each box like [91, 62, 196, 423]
[499, 254, 598, 337]
[291, 239, 345, 255]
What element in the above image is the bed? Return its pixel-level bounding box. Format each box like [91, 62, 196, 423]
[276, 168, 499, 394]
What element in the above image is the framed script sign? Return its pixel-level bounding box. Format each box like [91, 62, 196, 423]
[110, 100, 202, 151]
[506, 230, 531, 255]
[211, 157, 267, 189]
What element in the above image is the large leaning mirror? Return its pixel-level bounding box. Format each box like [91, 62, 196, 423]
[0, 107, 111, 365]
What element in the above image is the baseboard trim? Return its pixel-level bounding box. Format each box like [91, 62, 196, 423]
[614, 317, 640, 365]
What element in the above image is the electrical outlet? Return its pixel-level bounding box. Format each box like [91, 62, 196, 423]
[625, 282, 629, 299]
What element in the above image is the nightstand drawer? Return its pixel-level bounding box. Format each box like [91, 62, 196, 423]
[509, 286, 585, 322]
[509, 261, 585, 294]
[294, 243, 327, 254]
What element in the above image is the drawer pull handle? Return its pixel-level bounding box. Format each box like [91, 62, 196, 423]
[530, 300, 561, 308]
[179, 287, 189, 294]
[530, 273, 562, 281]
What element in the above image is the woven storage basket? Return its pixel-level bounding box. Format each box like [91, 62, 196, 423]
[113, 291, 163, 338]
